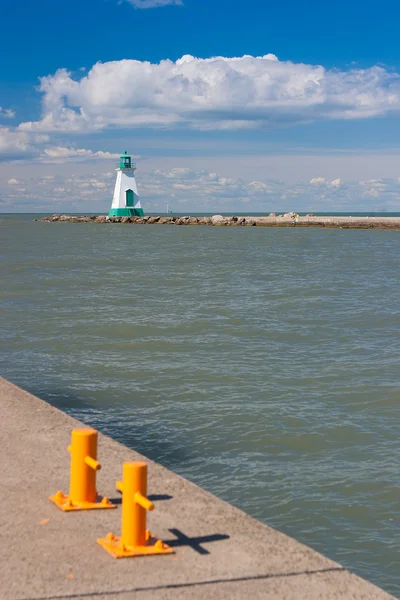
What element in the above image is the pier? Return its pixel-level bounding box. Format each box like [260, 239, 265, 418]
[39, 214, 400, 229]
[0, 376, 395, 599]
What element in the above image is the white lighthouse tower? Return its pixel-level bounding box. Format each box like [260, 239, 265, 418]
[108, 151, 144, 217]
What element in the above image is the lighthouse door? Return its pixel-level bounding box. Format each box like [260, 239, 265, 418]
[126, 189, 134, 207]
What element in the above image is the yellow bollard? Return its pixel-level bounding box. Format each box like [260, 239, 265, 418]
[49, 428, 116, 511]
[97, 462, 173, 558]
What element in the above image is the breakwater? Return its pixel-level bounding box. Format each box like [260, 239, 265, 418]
[39, 213, 400, 228]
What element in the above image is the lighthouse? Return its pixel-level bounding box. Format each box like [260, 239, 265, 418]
[108, 151, 144, 217]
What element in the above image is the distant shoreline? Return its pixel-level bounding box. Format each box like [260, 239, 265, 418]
[38, 214, 400, 229]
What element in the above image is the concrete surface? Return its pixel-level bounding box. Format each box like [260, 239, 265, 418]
[0, 376, 395, 600]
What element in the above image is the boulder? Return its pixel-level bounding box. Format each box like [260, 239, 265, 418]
[211, 215, 225, 224]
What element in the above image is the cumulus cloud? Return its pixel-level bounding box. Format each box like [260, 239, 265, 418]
[127, 0, 183, 7]
[8, 178, 20, 184]
[310, 177, 341, 187]
[40, 146, 122, 162]
[18, 54, 400, 133]
[0, 131, 125, 164]
[0, 107, 15, 119]
[0, 126, 49, 159]
[359, 178, 387, 197]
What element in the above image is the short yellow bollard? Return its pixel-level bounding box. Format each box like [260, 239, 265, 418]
[97, 462, 173, 558]
[49, 429, 116, 511]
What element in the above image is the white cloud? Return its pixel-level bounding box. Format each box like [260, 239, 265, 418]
[310, 177, 341, 187]
[18, 54, 400, 133]
[0, 127, 34, 155]
[359, 178, 387, 197]
[40, 146, 121, 162]
[127, 0, 183, 7]
[8, 178, 20, 184]
[0, 126, 50, 161]
[0, 107, 15, 119]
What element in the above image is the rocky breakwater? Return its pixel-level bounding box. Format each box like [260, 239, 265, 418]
[38, 213, 400, 229]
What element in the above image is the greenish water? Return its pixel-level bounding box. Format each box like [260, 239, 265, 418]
[1, 214, 399, 596]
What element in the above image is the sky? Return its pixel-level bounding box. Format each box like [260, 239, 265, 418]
[2, 0, 400, 213]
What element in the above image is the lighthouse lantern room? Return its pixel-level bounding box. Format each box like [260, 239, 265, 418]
[108, 151, 144, 217]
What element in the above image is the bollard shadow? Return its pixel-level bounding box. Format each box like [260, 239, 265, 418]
[148, 494, 173, 502]
[109, 493, 173, 505]
[163, 528, 230, 555]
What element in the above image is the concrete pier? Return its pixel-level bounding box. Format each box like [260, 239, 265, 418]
[0, 376, 395, 600]
[39, 214, 400, 229]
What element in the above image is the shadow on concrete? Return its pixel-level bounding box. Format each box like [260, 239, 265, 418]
[163, 528, 230, 555]
[148, 494, 173, 502]
[109, 493, 173, 505]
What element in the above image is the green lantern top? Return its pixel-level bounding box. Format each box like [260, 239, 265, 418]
[119, 151, 131, 169]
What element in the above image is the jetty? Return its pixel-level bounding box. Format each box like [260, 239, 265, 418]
[39, 214, 400, 229]
[0, 376, 395, 600]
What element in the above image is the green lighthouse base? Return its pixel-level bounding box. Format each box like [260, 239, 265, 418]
[108, 208, 144, 217]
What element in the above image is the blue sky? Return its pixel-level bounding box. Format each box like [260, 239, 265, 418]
[2, 0, 400, 212]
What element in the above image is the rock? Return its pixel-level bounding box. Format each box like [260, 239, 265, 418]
[176, 216, 190, 225]
[211, 215, 225, 224]
[305, 213, 315, 217]
[269, 212, 276, 217]
[283, 212, 297, 218]
[95, 215, 107, 223]
[121, 217, 131, 223]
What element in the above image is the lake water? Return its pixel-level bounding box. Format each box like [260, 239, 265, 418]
[1, 214, 399, 596]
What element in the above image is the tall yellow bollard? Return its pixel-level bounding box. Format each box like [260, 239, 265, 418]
[97, 462, 173, 558]
[50, 429, 116, 511]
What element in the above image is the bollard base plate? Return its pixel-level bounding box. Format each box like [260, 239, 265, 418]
[49, 491, 116, 511]
[97, 531, 174, 558]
